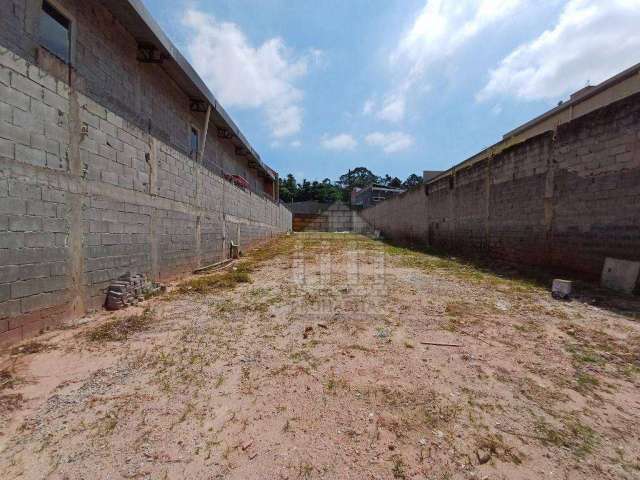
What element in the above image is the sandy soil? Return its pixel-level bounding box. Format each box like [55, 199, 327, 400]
[1, 232, 639, 480]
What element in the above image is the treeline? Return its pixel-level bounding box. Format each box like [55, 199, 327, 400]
[278, 167, 423, 203]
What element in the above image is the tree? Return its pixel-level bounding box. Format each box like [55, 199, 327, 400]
[402, 173, 423, 189]
[388, 177, 403, 188]
[338, 167, 379, 192]
[279, 174, 343, 203]
[279, 174, 298, 203]
[279, 168, 423, 204]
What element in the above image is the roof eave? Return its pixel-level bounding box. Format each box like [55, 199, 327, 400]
[102, 0, 275, 181]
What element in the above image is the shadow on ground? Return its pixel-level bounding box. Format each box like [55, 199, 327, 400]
[380, 237, 640, 322]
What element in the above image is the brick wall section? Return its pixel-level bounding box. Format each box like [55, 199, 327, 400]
[362, 92, 640, 282]
[0, 45, 291, 346]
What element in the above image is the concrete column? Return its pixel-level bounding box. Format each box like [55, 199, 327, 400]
[484, 155, 492, 252]
[543, 134, 557, 263]
[148, 138, 158, 196]
[195, 215, 202, 268]
[449, 171, 456, 248]
[150, 208, 159, 281]
[67, 72, 86, 317]
[424, 183, 431, 246]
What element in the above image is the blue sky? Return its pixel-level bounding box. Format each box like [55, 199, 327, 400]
[144, 0, 640, 182]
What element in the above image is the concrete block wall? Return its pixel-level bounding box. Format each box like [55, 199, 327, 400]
[0, 45, 291, 346]
[2, 0, 273, 198]
[292, 201, 372, 233]
[362, 92, 640, 281]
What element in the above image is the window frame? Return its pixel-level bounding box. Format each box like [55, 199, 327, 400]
[39, 0, 76, 65]
[189, 124, 201, 161]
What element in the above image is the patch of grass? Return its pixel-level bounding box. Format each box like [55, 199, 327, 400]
[516, 376, 570, 411]
[343, 344, 371, 353]
[0, 393, 24, 413]
[325, 373, 349, 394]
[475, 433, 523, 464]
[566, 344, 606, 366]
[575, 371, 600, 393]
[381, 241, 541, 292]
[248, 287, 270, 297]
[420, 392, 461, 428]
[96, 410, 119, 436]
[297, 462, 314, 479]
[88, 308, 154, 342]
[0, 370, 24, 414]
[560, 323, 640, 383]
[289, 349, 317, 367]
[179, 268, 251, 294]
[0, 369, 19, 391]
[215, 298, 237, 313]
[513, 320, 544, 335]
[621, 364, 640, 379]
[534, 415, 599, 457]
[11, 341, 54, 356]
[613, 447, 640, 473]
[177, 402, 194, 424]
[391, 455, 406, 479]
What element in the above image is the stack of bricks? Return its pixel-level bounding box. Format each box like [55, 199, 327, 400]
[105, 272, 163, 310]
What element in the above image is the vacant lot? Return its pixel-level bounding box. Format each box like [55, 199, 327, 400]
[1, 233, 639, 479]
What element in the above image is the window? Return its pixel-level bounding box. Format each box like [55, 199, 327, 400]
[40, 1, 71, 63]
[190, 127, 199, 160]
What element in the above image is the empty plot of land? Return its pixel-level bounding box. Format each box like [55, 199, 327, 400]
[1, 233, 639, 479]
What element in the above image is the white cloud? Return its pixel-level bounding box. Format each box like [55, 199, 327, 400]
[365, 132, 415, 153]
[362, 98, 376, 115]
[376, 94, 406, 122]
[182, 9, 311, 138]
[478, 0, 640, 102]
[290, 140, 302, 148]
[376, 0, 523, 122]
[321, 134, 358, 151]
[396, 0, 523, 67]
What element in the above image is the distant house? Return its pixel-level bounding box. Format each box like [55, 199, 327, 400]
[351, 184, 405, 209]
[423, 171, 444, 182]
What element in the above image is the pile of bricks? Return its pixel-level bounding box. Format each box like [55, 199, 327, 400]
[105, 273, 163, 310]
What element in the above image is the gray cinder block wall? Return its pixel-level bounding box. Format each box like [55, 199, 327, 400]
[290, 201, 371, 233]
[361, 91, 640, 281]
[0, 0, 291, 346]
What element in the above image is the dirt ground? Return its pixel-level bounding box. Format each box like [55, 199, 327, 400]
[1, 233, 639, 480]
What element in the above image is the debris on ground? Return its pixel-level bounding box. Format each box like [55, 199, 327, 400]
[419, 341, 462, 347]
[303, 326, 314, 339]
[552, 279, 572, 300]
